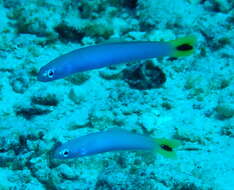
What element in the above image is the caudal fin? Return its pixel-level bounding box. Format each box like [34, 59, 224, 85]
[169, 36, 196, 58]
[154, 138, 181, 159]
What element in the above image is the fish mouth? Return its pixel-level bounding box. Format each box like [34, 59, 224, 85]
[37, 72, 49, 82]
[49, 142, 63, 159]
[37, 69, 46, 82]
[37, 67, 52, 82]
[37, 74, 44, 82]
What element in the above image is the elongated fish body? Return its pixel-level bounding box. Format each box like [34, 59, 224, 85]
[53, 129, 156, 159]
[53, 128, 181, 159]
[38, 36, 195, 82]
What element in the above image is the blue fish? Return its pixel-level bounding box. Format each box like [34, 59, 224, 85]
[53, 128, 181, 159]
[38, 36, 195, 82]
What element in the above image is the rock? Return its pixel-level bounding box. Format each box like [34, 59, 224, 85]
[68, 88, 86, 105]
[65, 73, 90, 85]
[99, 67, 123, 80]
[123, 61, 166, 90]
[68, 108, 90, 129]
[31, 94, 59, 106]
[15, 106, 51, 120]
[221, 122, 234, 137]
[95, 165, 155, 190]
[56, 164, 78, 180]
[28, 156, 56, 189]
[9, 71, 30, 94]
[54, 23, 85, 43]
[172, 182, 202, 190]
[120, 0, 138, 9]
[215, 104, 234, 119]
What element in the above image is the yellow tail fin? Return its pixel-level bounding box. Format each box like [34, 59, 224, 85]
[169, 36, 196, 57]
[154, 138, 181, 159]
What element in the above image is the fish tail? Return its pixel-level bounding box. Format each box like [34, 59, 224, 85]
[154, 138, 181, 159]
[169, 36, 196, 57]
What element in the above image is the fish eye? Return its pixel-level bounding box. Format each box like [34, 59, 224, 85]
[47, 69, 55, 78]
[60, 149, 70, 158]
